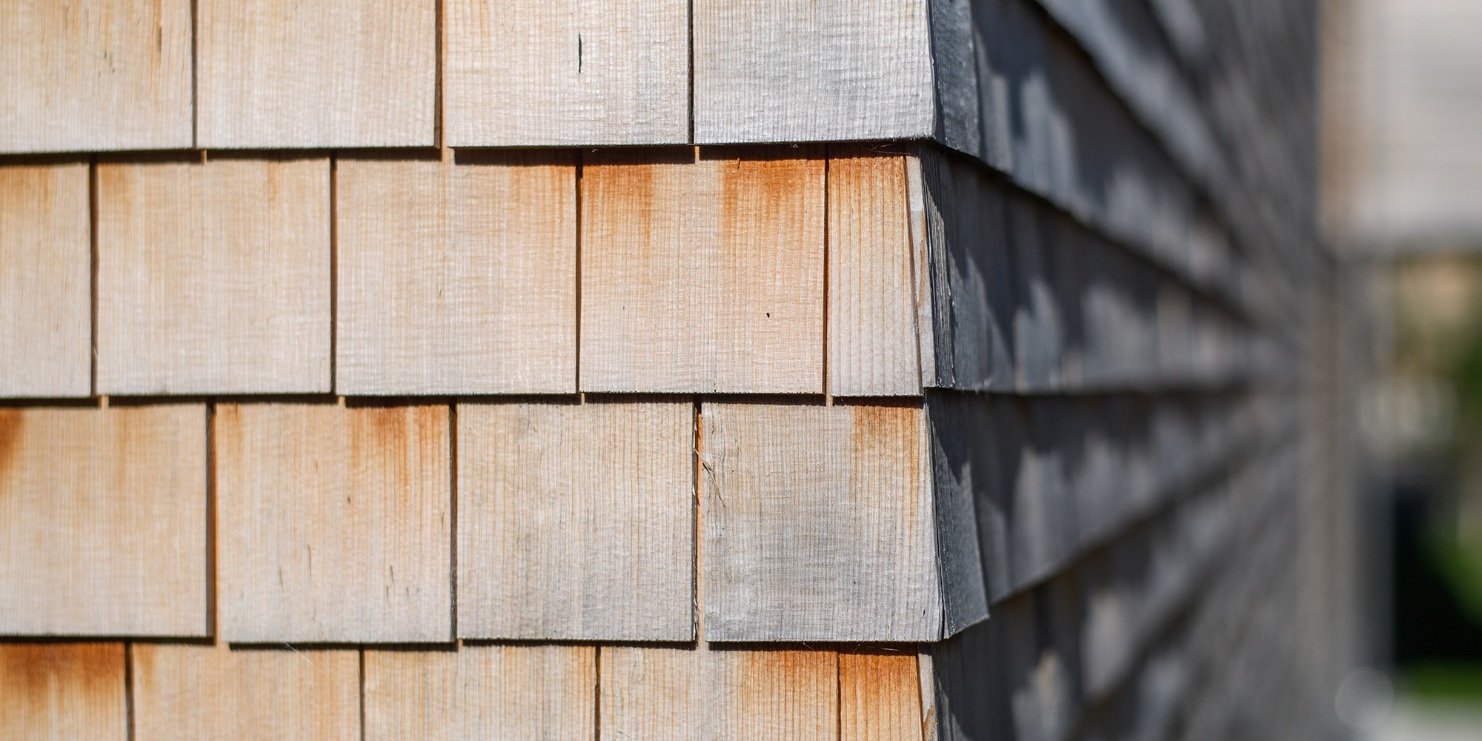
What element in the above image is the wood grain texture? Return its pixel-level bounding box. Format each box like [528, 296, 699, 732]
[0, 0, 191, 153]
[197, 0, 435, 148]
[216, 403, 451, 643]
[580, 149, 825, 393]
[600, 646, 838, 740]
[0, 163, 91, 398]
[96, 157, 331, 396]
[336, 153, 576, 395]
[693, 0, 935, 143]
[701, 402, 943, 642]
[132, 644, 359, 741]
[917, 148, 1015, 392]
[962, 0, 1201, 278]
[827, 148, 921, 397]
[0, 405, 208, 637]
[1029, 0, 1226, 198]
[926, 584, 1085, 741]
[445, 0, 688, 146]
[364, 645, 596, 741]
[929, 0, 983, 158]
[905, 155, 938, 389]
[928, 393, 1075, 601]
[457, 401, 693, 640]
[1006, 192, 1064, 391]
[839, 651, 924, 741]
[0, 643, 126, 741]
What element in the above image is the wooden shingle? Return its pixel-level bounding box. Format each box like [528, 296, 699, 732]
[600, 646, 839, 739]
[132, 644, 360, 741]
[838, 650, 923, 741]
[445, 0, 689, 146]
[197, 0, 435, 148]
[216, 403, 451, 643]
[0, 0, 192, 153]
[700, 402, 947, 642]
[96, 157, 332, 396]
[827, 148, 922, 397]
[364, 645, 596, 740]
[580, 149, 825, 393]
[0, 405, 208, 637]
[0, 163, 91, 398]
[693, 0, 935, 143]
[336, 152, 577, 396]
[457, 400, 693, 641]
[0, 643, 126, 741]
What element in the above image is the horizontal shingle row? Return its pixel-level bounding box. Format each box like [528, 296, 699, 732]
[0, 145, 1263, 400]
[0, 391, 1277, 644]
[928, 427, 1303, 739]
[0, 640, 923, 740]
[0, 0, 936, 153]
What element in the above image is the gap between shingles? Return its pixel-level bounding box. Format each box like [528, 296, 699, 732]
[189, 0, 198, 148]
[89, 157, 99, 398]
[125, 643, 136, 741]
[835, 650, 843, 741]
[206, 402, 218, 641]
[358, 649, 367, 741]
[574, 156, 583, 394]
[822, 151, 832, 405]
[593, 646, 602, 740]
[449, 403, 458, 640]
[434, 0, 445, 148]
[692, 399, 703, 645]
[329, 155, 339, 394]
[687, 0, 696, 144]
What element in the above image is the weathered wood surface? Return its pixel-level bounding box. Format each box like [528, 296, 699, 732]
[132, 644, 360, 741]
[827, 148, 922, 397]
[580, 148, 824, 394]
[838, 650, 924, 741]
[445, 0, 688, 147]
[364, 645, 596, 741]
[1006, 192, 1064, 391]
[0, 0, 192, 153]
[1031, 0, 1226, 196]
[216, 403, 451, 643]
[0, 643, 126, 741]
[927, 391, 1270, 603]
[0, 163, 92, 398]
[197, 0, 435, 148]
[96, 157, 332, 396]
[0, 405, 208, 637]
[600, 646, 839, 740]
[917, 148, 1016, 392]
[927, 582, 1083, 741]
[336, 152, 577, 395]
[916, 148, 1247, 393]
[955, 0, 1209, 293]
[924, 436, 1298, 741]
[457, 401, 693, 641]
[701, 402, 956, 641]
[693, 0, 935, 143]
[929, 0, 986, 160]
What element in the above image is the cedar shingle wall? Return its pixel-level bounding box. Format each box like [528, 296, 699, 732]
[0, 0, 1342, 739]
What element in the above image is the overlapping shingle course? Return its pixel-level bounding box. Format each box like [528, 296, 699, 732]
[0, 0, 1333, 738]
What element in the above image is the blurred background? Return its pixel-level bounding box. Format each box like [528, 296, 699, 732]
[1324, 0, 1482, 737]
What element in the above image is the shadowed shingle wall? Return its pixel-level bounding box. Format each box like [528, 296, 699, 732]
[0, 0, 1343, 738]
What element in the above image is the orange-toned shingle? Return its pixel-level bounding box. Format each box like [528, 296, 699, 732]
[0, 643, 126, 741]
[96, 158, 332, 396]
[0, 405, 208, 637]
[216, 403, 451, 643]
[132, 644, 359, 741]
[0, 163, 91, 398]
